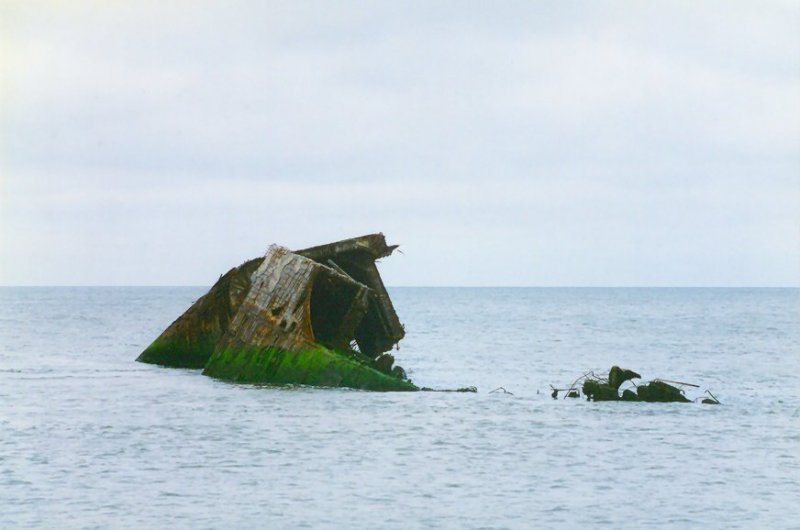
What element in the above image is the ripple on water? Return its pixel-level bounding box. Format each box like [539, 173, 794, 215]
[1, 287, 799, 529]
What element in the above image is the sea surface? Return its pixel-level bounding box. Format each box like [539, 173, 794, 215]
[1, 287, 799, 529]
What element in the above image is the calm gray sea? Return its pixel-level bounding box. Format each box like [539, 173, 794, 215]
[1, 287, 799, 529]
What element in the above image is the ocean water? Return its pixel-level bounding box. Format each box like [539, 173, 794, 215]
[1, 287, 799, 529]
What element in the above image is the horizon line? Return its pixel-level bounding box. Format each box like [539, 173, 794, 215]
[1, 284, 798, 289]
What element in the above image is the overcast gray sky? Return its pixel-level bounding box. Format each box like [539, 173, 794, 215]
[1, 1, 798, 286]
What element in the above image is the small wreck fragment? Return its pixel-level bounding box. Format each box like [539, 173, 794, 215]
[137, 234, 417, 391]
[552, 366, 720, 404]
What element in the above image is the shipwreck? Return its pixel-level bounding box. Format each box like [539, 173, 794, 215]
[137, 234, 417, 391]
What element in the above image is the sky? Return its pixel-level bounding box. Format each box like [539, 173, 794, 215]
[1, 1, 798, 286]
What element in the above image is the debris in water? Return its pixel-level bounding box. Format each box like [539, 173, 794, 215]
[555, 366, 720, 404]
[700, 391, 721, 405]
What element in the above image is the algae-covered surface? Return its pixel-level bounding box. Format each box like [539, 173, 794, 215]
[203, 344, 417, 391]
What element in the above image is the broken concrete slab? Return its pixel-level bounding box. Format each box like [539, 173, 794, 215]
[581, 379, 620, 401]
[636, 380, 691, 403]
[608, 366, 641, 390]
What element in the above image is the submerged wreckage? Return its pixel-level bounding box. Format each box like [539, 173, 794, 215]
[552, 366, 720, 404]
[137, 234, 418, 391]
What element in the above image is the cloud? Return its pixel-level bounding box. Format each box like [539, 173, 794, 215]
[1, 0, 798, 285]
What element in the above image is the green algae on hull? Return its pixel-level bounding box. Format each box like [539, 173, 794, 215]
[203, 344, 417, 391]
[136, 335, 217, 369]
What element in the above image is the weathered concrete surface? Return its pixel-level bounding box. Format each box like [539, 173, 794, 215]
[137, 234, 416, 391]
[296, 234, 404, 356]
[136, 257, 262, 368]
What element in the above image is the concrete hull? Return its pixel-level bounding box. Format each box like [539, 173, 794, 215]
[137, 234, 416, 391]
